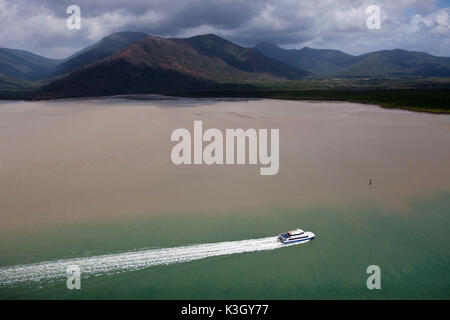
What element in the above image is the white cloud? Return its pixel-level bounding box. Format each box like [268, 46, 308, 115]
[0, 0, 448, 58]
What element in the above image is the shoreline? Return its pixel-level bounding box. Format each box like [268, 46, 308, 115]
[1, 88, 449, 114]
[173, 89, 450, 114]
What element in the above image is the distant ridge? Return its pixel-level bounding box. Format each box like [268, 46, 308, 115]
[254, 42, 450, 78]
[0, 48, 61, 81]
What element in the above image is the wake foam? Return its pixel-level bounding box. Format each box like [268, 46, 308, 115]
[0, 236, 307, 286]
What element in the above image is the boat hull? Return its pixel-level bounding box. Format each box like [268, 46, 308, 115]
[279, 232, 315, 245]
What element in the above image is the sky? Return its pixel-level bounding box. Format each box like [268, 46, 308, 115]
[0, 0, 449, 59]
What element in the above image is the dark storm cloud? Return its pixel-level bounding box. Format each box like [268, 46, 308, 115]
[0, 0, 448, 58]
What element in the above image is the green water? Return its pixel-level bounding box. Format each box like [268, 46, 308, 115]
[1, 193, 449, 300]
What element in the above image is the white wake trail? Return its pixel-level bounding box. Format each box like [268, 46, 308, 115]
[0, 236, 300, 286]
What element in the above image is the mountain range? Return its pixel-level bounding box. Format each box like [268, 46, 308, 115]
[37, 33, 311, 98]
[254, 42, 450, 78]
[0, 32, 449, 99]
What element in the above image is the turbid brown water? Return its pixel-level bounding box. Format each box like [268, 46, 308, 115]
[0, 97, 449, 299]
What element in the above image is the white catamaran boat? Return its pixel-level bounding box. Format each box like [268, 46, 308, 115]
[278, 228, 315, 244]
